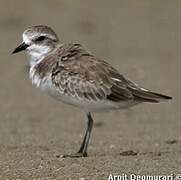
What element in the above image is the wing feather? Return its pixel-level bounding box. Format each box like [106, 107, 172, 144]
[49, 43, 172, 103]
[49, 44, 134, 102]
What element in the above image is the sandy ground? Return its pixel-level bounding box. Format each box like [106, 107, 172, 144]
[0, 0, 181, 179]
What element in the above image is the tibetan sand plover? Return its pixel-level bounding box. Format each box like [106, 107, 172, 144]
[12, 25, 172, 158]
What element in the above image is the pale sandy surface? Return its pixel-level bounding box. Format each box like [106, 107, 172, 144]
[0, 0, 180, 179]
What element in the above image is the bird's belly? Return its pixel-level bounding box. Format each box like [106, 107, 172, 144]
[42, 82, 137, 112]
[33, 75, 138, 112]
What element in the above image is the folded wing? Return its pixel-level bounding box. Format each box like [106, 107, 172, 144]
[51, 43, 172, 103]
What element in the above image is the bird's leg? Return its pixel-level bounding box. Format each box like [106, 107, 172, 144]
[77, 112, 93, 156]
[61, 112, 93, 158]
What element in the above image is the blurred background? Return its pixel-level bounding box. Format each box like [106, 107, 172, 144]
[0, 0, 180, 179]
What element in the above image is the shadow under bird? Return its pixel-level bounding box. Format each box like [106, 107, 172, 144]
[12, 25, 172, 158]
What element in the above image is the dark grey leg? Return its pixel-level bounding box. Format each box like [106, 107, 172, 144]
[77, 112, 93, 156]
[62, 112, 93, 158]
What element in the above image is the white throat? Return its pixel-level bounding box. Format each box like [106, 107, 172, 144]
[23, 34, 54, 67]
[26, 44, 54, 91]
[27, 45, 52, 67]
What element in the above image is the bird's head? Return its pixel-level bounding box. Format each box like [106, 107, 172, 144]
[12, 25, 59, 64]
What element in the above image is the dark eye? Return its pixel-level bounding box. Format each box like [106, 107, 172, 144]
[35, 36, 46, 42]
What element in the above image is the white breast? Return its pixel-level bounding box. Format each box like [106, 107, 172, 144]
[29, 63, 139, 112]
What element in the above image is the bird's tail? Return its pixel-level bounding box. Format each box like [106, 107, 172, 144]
[130, 88, 172, 103]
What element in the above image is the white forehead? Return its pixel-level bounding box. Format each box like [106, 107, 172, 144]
[23, 33, 31, 44]
[22, 32, 54, 44]
[22, 25, 59, 44]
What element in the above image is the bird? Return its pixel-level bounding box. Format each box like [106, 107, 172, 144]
[12, 25, 172, 158]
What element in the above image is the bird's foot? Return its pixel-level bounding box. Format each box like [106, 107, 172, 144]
[60, 152, 88, 158]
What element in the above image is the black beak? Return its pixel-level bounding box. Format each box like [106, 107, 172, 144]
[12, 42, 29, 54]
